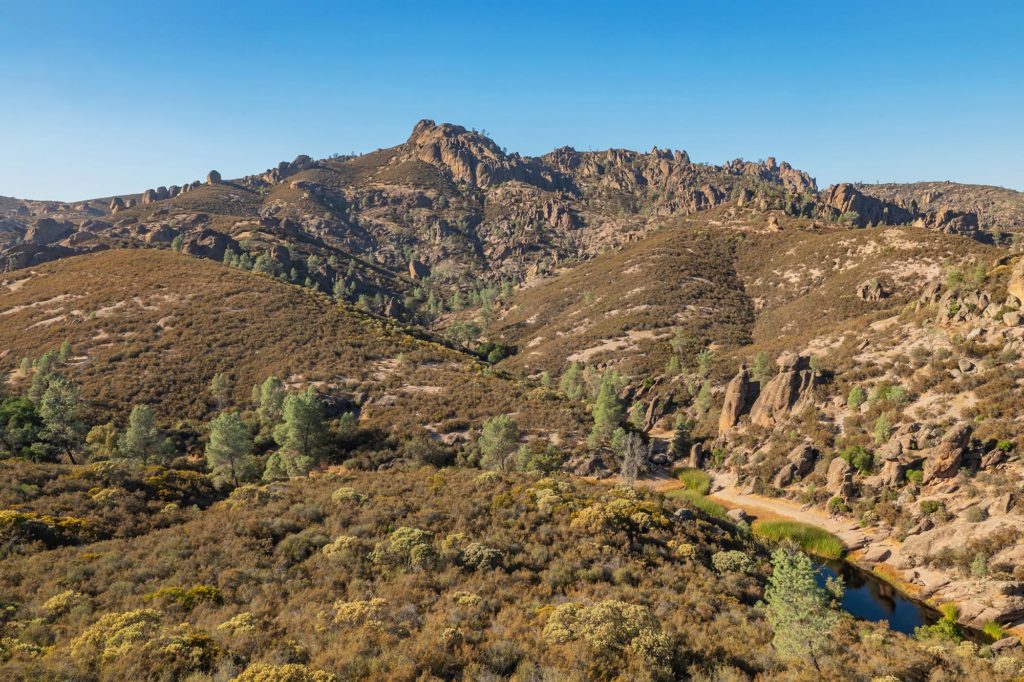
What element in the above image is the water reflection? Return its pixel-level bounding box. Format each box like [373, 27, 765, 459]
[815, 559, 940, 635]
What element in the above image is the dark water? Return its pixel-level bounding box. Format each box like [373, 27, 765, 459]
[814, 560, 940, 635]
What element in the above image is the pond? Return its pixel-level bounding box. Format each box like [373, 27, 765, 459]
[815, 559, 940, 635]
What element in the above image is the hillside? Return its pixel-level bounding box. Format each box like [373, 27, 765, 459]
[0, 249, 586, 443]
[859, 181, 1024, 233]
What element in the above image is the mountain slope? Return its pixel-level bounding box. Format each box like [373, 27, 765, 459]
[0, 249, 586, 441]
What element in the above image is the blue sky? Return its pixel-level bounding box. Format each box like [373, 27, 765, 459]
[2, 1, 1022, 200]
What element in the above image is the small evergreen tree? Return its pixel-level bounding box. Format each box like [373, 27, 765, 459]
[257, 376, 286, 428]
[764, 548, 843, 671]
[39, 376, 85, 464]
[589, 371, 624, 446]
[209, 373, 232, 411]
[558, 362, 584, 400]
[118, 405, 169, 464]
[205, 411, 257, 487]
[273, 390, 325, 462]
[478, 415, 521, 472]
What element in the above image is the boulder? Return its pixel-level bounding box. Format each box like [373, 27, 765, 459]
[773, 462, 798, 488]
[748, 353, 818, 428]
[1004, 311, 1023, 327]
[688, 443, 704, 469]
[922, 422, 972, 484]
[408, 258, 429, 280]
[179, 229, 238, 262]
[718, 365, 755, 435]
[1010, 257, 1024, 304]
[206, 170, 222, 185]
[109, 197, 125, 213]
[856, 278, 890, 301]
[826, 457, 854, 498]
[142, 189, 158, 205]
[24, 218, 75, 245]
[726, 508, 750, 524]
[859, 546, 892, 564]
[787, 443, 817, 477]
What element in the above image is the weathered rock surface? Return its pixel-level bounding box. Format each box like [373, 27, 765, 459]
[24, 218, 75, 245]
[718, 365, 755, 435]
[748, 353, 818, 428]
[922, 422, 972, 484]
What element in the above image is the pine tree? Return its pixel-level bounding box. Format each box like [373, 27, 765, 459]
[205, 411, 257, 487]
[273, 390, 325, 461]
[764, 548, 843, 671]
[209, 373, 232, 411]
[39, 376, 85, 464]
[257, 376, 286, 428]
[118, 405, 168, 464]
[589, 371, 625, 446]
[558, 362, 584, 400]
[478, 415, 520, 472]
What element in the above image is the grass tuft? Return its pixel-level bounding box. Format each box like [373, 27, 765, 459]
[673, 467, 711, 496]
[751, 519, 845, 560]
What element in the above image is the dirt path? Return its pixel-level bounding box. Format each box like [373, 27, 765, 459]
[706, 470, 871, 550]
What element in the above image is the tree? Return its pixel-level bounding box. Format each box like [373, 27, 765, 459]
[558, 362, 584, 400]
[273, 390, 325, 461]
[257, 376, 286, 428]
[0, 397, 44, 459]
[205, 412, 257, 487]
[751, 351, 773, 386]
[764, 548, 843, 671]
[619, 432, 648, 484]
[118, 405, 168, 464]
[28, 349, 61, 402]
[670, 419, 693, 460]
[58, 340, 73, 362]
[694, 380, 713, 415]
[478, 415, 520, 472]
[209, 373, 233, 411]
[39, 376, 85, 464]
[589, 371, 625, 446]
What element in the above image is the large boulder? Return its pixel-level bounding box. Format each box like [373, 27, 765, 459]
[787, 442, 817, 477]
[1009, 257, 1024, 304]
[206, 170, 222, 185]
[922, 422, 972, 484]
[179, 229, 238, 262]
[24, 218, 75, 245]
[748, 353, 819, 428]
[826, 457, 855, 498]
[718, 365, 756, 435]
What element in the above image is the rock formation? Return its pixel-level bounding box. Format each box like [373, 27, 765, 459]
[748, 353, 818, 428]
[207, 170, 222, 185]
[718, 365, 756, 435]
[922, 422, 972, 484]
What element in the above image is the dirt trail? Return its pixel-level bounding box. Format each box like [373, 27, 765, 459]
[706, 471, 871, 550]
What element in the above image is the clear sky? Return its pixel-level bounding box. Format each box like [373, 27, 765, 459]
[2, 0, 1022, 201]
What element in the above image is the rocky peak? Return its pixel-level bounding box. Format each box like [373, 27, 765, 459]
[402, 119, 562, 191]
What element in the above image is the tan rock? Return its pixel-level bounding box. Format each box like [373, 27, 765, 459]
[718, 366, 754, 435]
[1009, 257, 1024, 304]
[922, 422, 972, 484]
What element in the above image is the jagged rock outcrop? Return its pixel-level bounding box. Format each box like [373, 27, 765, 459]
[24, 218, 75, 245]
[179, 229, 238, 262]
[916, 208, 979, 236]
[922, 422, 972, 484]
[405, 120, 562, 190]
[820, 183, 914, 227]
[748, 353, 819, 428]
[718, 365, 756, 435]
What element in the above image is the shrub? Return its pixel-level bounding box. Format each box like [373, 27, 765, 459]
[236, 663, 338, 682]
[712, 550, 752, 574]
[847, 386, 866, 410]
[145, 585, 223, 611]
[839, 446, 874, 475]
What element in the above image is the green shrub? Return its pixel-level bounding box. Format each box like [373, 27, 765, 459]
[839, 446, 874, 475]
[712, 550, 752, 574]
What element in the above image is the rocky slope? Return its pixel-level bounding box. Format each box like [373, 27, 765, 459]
[859, 181, 1024, 234]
